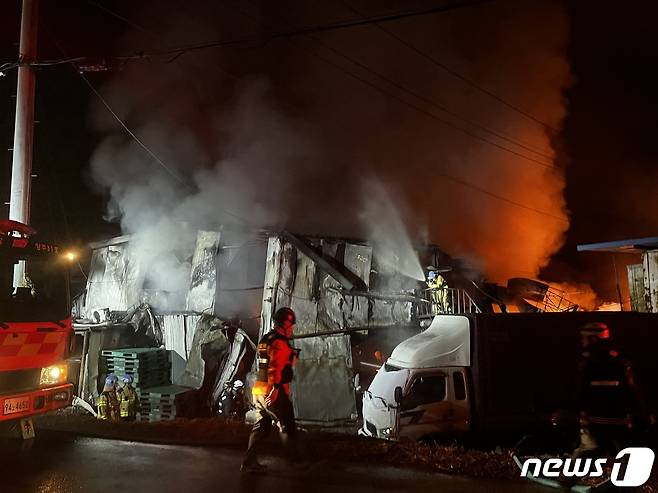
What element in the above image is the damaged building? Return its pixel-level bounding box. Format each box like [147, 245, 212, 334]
[72, 226, 484, 424]
[578, 237, 658, 312]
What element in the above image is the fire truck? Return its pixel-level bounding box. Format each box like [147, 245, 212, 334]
[0, 220, 73, 424]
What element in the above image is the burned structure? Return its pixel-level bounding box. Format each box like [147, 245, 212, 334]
[258, 233, 447, 423]
[73, 228, 266, 417]
[578, 237, 658, 312]
[73, 224, 490, 424]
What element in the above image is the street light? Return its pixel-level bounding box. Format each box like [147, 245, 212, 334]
[63, 251, 77, 262]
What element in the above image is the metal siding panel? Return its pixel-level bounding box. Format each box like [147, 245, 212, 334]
[344, 244, 372, 288]
[274, 242, 296, 310]
[186, 231, 221, 313]
[291, 335, 356, 423]
[85, 244, 143, 316]
[185, 315, 201, 360]
[260, 237, 282, 339]
[643, 251, 658, 313]
[162, 315, 187, 385]
[290, 252, 319, 336]
[627, 263, 647, 312]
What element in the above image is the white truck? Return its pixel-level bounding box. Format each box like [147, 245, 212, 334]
[361, 312, 657, 441]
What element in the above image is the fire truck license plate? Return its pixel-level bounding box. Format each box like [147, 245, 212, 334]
[3, 396, 31, 415]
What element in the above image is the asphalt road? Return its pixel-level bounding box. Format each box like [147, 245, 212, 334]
[0, 431, 555, 493]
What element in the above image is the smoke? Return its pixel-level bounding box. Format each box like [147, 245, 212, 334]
[87, 0, 574, 308]
[359, 179, 425, 281]
[549, 281, 600, 311]
[397, 0, 572, 283]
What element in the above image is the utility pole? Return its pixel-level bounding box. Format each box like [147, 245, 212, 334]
[9, 0, 38, 287]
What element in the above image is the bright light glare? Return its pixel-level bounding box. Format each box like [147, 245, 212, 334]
[40, 364, 67, 386]
[64, 251, 77, 262]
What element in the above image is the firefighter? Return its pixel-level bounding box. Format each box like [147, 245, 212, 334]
[97, 374, 120, 421]
[426, 270, 449, 314]
[572, 322, 646, 458]
[118, 374, 140, 421]
[241, 307, 299, 473]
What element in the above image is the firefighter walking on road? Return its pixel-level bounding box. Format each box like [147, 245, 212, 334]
[572, 322, 647, 458]
[118, 374, 140, 421]
[241, 307, 299, 473]
[97, 374, 120, 421]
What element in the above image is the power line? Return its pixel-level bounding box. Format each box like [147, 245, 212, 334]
[47, 13, 253, 228]
[77, 73, 186, 185]
[297, 46, 566, 222]
[86, 0, 153, 36]
[302, 34, 555, 170]
[87, 0, 563, 223]
[336, 0, 556, 133]
[227, 1, 554, 168]
[224, 1, 566, 222]
[337, 0, 555, 152]
[1, 2, 493, 73]
[90, 0, 496, 63]
[77, 72, 253, 226]
[38, 3, 565, 225]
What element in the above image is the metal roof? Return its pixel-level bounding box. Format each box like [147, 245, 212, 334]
[577, 237, 658, 254]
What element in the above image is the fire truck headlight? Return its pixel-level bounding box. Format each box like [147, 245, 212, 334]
[40, 364, 68, 386]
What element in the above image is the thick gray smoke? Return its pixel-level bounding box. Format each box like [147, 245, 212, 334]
[88, 0, 572, 307]
[359, 179, 425, 281]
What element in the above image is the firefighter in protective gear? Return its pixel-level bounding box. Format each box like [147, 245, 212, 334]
[426, 270, 449, 314]
[572, 322, 646, 458]
[241, 307, 299, 473]
[97, 374, 120, 421]
[118, 374, 140, 421]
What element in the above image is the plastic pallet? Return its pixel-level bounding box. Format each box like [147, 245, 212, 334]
[139, 385, 191, 397]
[138, 412, 177, 419]
[103, 359, 168, 367]
[101, 351, 169, 362]
[104, 366, 171, 375]
[103, 368, 171, 381]
[137, 415, 176, 422]
[102, 348, 167, 357]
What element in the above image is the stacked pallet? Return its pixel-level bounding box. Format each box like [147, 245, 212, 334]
[137, 385, 191, 422]
[100, 347, 171, 393]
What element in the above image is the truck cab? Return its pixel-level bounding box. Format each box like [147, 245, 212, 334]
[362, 311, 658, 441]
[362, 315, 471, 440]
[0, 220, 73, 423]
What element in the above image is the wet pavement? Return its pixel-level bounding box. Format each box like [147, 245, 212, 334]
[0, 430, 555, 493]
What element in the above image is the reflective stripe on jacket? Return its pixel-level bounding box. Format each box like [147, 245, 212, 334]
[97, 391, 120, 421]
[253, 330, 295, 397]
[119, 386, 139, 418]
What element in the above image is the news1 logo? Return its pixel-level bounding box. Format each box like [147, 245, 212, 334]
[520, 448, 655, 487]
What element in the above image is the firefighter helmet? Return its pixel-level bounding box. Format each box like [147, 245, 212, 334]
[273, 307, 296, 327]
[103, 374, 118, 392]
[122, 374, 134, 384]
[581, 322, 611, 340]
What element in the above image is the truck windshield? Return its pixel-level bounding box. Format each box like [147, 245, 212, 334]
[0, 259, 69, 323]
[368, 364, 410, 407]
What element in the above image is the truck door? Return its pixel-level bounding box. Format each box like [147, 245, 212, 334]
[399, 372, 450, 440]
[448, 368, 471, 433]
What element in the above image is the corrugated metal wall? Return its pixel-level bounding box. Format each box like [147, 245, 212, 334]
[643, 251, 658, 312]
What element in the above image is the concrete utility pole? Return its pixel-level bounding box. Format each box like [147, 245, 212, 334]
[9, 0, 38, 287]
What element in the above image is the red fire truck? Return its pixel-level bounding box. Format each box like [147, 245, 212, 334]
[0, 220, 73, 423]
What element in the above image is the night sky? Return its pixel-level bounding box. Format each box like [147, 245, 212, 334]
[1, 0, 657, 303]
